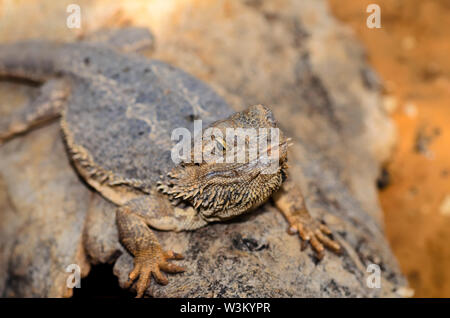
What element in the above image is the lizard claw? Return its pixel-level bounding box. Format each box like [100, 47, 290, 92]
[288, 215, 341, 259]
[126, 246, 185, 298]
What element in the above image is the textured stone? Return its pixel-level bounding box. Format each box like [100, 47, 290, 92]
[0, 119, 90, 297]
[0, 0, 405, 297]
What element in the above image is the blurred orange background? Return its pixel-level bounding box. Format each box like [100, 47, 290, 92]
[328, 0, 450, 297]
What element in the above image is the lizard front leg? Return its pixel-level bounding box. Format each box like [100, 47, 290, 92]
[273, 179, 340, 259]
[116, 192, 207, 297]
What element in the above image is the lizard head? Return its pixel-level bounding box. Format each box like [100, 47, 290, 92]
[158, 105, 289, 221]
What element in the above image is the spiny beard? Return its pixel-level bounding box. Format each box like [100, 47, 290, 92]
[157, 162, 287, 220]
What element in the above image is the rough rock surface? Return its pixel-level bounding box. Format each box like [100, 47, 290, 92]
[0, 87, 91, 296]
[0, 0, 405, 297]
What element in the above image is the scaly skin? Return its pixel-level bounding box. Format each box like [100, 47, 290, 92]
[0, 28, 340, 297]
[274, 179, 341, 259]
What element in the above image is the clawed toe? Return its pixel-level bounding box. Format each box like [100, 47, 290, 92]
[288, 220, 340, 259]
[315, 229, 341, 253]
[127, 249, 185, 298]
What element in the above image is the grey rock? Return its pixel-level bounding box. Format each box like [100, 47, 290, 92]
[0, 120, 91, 297]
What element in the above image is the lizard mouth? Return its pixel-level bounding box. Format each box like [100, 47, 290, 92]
[201, 139, 290, 180]
[156, 139, 289, 214]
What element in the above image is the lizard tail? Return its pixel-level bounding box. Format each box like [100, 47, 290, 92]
[0, 41, 62, 81]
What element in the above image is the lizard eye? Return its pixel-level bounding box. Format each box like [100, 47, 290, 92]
[215, 138, 227, 153]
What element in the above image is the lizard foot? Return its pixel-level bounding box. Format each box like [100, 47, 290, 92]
[125, 246, 185, 298]
[287, 213, 341, 260]
[274, 179, 341, 260]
